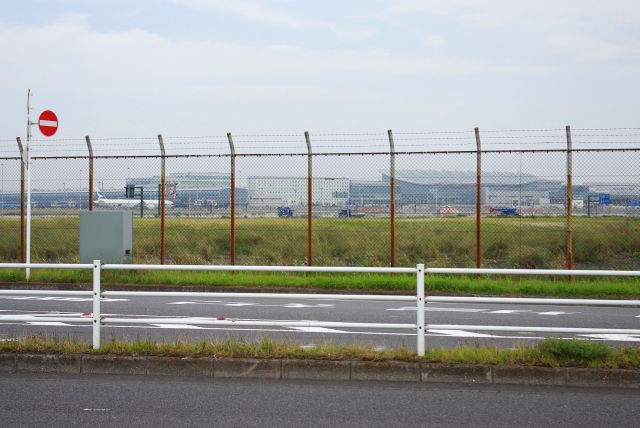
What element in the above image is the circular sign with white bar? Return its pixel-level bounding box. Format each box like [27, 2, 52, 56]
[38, 110, 58, 136]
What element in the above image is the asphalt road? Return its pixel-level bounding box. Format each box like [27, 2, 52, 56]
[2, 373, 639, 427]
[1, 293, 639, 349]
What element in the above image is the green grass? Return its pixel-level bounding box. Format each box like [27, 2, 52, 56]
[1, 268, 640, 298]
[2, 216, 640, 268]
[2, 215, 640, 298]
[1, 336, 639, 369]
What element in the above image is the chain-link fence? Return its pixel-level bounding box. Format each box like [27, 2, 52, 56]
[1, 127, 639, 269]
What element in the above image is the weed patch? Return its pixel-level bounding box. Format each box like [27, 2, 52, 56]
[1, 336, 639, 369]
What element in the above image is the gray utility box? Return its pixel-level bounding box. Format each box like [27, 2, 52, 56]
[80, 211, 133, 263]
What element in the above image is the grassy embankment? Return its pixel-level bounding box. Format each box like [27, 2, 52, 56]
[1, 216, 640, 297]
[1, 336, 639, 369]
[2, 216, 640, 266]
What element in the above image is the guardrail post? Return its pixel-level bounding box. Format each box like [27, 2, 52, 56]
[92, 259, 101, 349]
[416, 263, 425, 356]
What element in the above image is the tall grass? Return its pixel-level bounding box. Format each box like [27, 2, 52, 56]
[2, 216, 640, 267]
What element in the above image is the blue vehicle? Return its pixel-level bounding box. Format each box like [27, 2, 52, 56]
[277, 206, 294, 217]
[490, 207, 518, 216]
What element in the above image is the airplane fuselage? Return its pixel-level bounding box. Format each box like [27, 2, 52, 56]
[95, 194, 173, 209]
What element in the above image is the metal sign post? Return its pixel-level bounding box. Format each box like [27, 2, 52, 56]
[25, 90, 32, 280]
[24, 89, 59, 280]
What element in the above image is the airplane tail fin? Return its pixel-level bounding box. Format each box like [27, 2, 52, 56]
[96, 191, 105, 199]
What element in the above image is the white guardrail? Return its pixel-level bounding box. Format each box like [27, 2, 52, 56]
[1, 261, 640, 356]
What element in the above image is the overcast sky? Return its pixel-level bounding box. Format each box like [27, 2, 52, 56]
[1, 0, 639, 143]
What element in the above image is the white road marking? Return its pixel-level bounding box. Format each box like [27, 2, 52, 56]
[0, 309, 224, 320]
[580, 334, 640, 342]
[27, 322, 71, 326]
[537, 311, 573, 316]
[167, 300, 335, 309]
[387, 306, 575, 315]
[388, 306, 485, 312]
[0, 310, 87, 317]
[0, 296, 128, 302]
[6, 321, 640, 343]
[428, 329, 498, 338]
[152, 323, 204, 329]
[108, 324, 292, 333]
[488, 310, 531, 314]
[83, 408, 110, 412]
[223, 303, 258, 307]
[289, 326, 347, 333]
[0, 321, 550, 340]
[284, 303, 334, 308]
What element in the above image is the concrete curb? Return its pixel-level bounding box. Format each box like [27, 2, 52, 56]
[1, 353, 639, 388]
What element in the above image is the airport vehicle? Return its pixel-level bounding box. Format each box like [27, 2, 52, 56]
[438, 206, 459, 215]
[277, 206, 294, 217]
[489, 207, 518, 216]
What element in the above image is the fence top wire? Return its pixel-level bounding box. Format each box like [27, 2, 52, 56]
[573, 127, 640, 131]
[19, 146, 640, 160]
[2, 127, 640, 156]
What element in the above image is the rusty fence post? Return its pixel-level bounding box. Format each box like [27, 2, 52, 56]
[566, 125, 573, 271]
[16, 137, 25, 262]
[304, 131, 313, 267]
[227, 132, 236, 266]
[475, 127, 482, 269]
[388, 129, 396, 267]
[85, 136, 94, 210]
[158, 134, 166, 265]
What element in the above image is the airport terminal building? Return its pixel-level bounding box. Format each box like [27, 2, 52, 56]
[350, 170, 572, 208]
[247, 177, 350, 207]
[5, 170, 632, 214]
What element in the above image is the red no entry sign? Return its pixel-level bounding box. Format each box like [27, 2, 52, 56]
[38, 110, 58, 137]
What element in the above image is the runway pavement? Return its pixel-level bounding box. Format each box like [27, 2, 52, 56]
[1, 293, 639, 349]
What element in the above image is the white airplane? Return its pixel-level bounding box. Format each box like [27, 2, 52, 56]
[95, 192, 174, 209]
